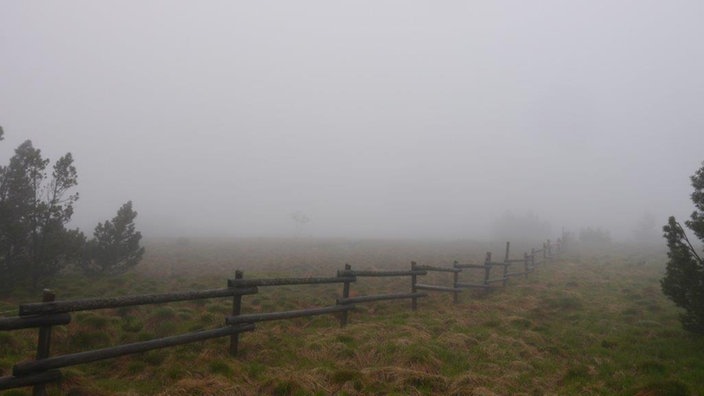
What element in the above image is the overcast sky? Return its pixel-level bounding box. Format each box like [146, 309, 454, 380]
[1, 1, 703, 240]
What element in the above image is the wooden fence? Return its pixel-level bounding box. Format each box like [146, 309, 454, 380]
[0, 238, 560, 394]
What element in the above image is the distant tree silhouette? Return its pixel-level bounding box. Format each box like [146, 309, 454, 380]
[633, 212, 660, 245]
[578, 227, 611, 247]
[491, 211, 551, 243]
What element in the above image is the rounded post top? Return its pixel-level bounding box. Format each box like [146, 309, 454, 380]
[42, 289, 55, 302]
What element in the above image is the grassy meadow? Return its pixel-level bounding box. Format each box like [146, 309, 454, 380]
[1, 238, 702, 395]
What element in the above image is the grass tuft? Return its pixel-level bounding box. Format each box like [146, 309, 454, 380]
[209, 359, 234, 376]
[1, 241, 702, 394]
[120, 316, 144, 332]
[68, 331, 111, 349]
[637, 360, 667, 375]
[633, 380, 690, 396]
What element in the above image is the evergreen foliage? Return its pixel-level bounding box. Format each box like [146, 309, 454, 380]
[662, 162, 704, 334]
[0, 139, 85, 291]
[83, 201, 145, 275]
[0, 127, 145, 292]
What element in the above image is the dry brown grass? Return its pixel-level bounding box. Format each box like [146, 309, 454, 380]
[2, 240, 703, 395]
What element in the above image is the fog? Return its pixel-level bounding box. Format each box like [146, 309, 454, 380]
[1, 1, 703, 241]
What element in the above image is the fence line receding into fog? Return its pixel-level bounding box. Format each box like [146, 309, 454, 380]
[0, 238, 561, 395]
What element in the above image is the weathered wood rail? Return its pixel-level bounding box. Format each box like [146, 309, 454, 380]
[337, 264, 428, 314]
[453, 240, 559, 290]
[225, 271, 359, 354]
[412, 261, 464, 303]
[227, 276, 355, 288]
[12, 325, 255, 376]
[0, 313, 71, 331]
[226, 305, 354, 325]
[0, 285, 259, 395]
[19, 287, 259, 316]
[0, 238, 560, 394]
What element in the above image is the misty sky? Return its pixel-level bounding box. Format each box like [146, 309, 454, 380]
[1, 1, 703, 240]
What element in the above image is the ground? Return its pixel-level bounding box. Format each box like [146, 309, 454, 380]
[1, 239, 701, 395]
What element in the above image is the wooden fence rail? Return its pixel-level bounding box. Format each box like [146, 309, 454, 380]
[452, 239, 561, 291]
[226, 270, 362, 353]
[0, 238, 560, 394]
[12, 325, 255, 376]
[0, 314, 71, 331]
[18, 287, 259, 316]
[337, 269, 426, 277]
[0, 370, 61, 391]
[337, 292, 427, 305]
[226, 305, 355, 325]
[411, 261, 463, 303]
[337, 265, 428, 313]
[227, 276, 355, 288]
[0, 282, 257, 395]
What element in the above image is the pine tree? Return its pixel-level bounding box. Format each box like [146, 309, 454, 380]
[0, 139, 84, 291]
[662, 162, 704, 333]
[83, 201, 144, 275]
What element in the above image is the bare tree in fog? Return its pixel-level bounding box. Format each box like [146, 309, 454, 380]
[291, 211, 311, 237]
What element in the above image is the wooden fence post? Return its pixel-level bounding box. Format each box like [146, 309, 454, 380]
[523, 252, 529, 279]
[483, 252, 492, 287]
[547, 239, 552, 259]
[411, 261, 418, 311]
[531, 248, 535, 269]
[229, 270, 244, 356]
[452, 261, 459, 304]
[502, 242, 510, 287]
[340, 264, 351, 326]
[33, 289, 55, 396]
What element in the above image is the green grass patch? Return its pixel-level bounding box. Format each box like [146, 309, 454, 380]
[0, 241, 702, 395]
[632, 380, 690, 396]
[209, 359, 234, 376]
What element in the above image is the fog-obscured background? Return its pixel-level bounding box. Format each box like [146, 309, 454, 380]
[2, 1, 703, 241]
